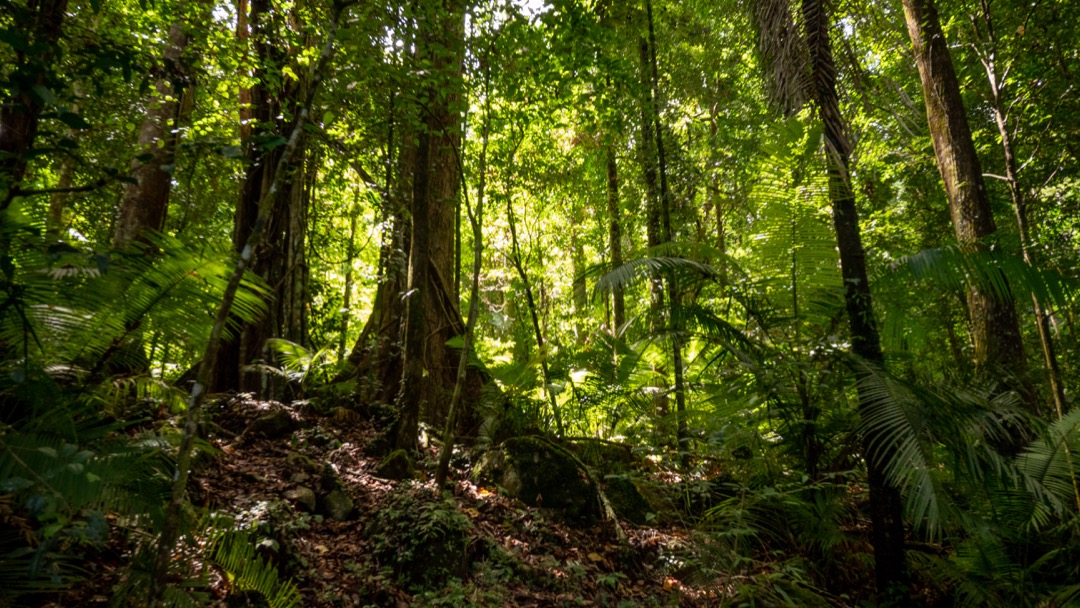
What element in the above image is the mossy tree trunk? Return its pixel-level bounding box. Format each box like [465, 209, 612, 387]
[901, 0, 1037, 413]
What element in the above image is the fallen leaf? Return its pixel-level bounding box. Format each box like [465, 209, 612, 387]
[587, 552, 603, 562]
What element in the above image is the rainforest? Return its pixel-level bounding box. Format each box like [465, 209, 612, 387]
[2, 0, 1080, 605]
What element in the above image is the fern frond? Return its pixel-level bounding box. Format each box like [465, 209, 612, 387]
[209, 530, 301, 608]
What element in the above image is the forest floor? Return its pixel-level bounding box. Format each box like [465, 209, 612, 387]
[44, 395, 870, 607]
[196, 396, 726, 607]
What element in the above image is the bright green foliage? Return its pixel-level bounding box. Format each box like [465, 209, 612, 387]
[2, 0, 1080, 603]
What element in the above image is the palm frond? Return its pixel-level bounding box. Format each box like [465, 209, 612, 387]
[590, 251, 721, 301]
[880, 244, 1078, 313]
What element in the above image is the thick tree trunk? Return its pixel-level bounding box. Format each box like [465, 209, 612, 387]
[801, 0, 908, 593]
[0, 0, 69, 209]
[114, 20, 193, 247]
[211, 0, 307, 393]
[382, 0, 482, 451]
[901, 0, 1037, 413]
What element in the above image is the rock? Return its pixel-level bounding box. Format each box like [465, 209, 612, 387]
[476, 436, 599, 525]
[285, 486, 317, 512]
[374, 449, 418, 481]
[286, 451, 318, 473]
[322, 489, 355, 521]
[603, 475, 652, 525]
[244, 410, 297, 439]
[567, 438, 635, 474]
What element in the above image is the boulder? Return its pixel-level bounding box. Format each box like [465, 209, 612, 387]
[374, 449, 419, 481]
[285, 486, 317, 512]
[322, 489, 355, 521]
[286, 451, 319, 473]
[476, 436, 599, 525]
[603, 475, 652, 525]
[244, 410, 297, 439]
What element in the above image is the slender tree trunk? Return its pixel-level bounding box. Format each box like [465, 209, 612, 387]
[972, 3, 1067, 419]
[801, 0, 908, 593]
[114, 18, 194, 247]
[338, 196, 359, 359]
[46, 152, 76, 238]
[901, 0, 1037, 413]
[0, 0, 69, 209]
[605, 140, 625, 334]
[637, 38, 664, 312]
[505, 139, 564, 436]
[571, 204, 588, 340]
[644, 0, 688, 457]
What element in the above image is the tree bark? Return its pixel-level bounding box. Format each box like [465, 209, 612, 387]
[114, 19, 193, 247]
[388, 0, 480, 451]
[605, 140, 625, 333]
[801, 0, 908, 593]
[0, 0, 69, 209]
[901, 0, 1037, 413]
[211, 0, 308, 393]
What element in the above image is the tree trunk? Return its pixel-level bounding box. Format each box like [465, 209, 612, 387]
[0, 0, 69, 209]
[643, 0, 688, 457]
[605, 140, 625, 333]
[386, 0, 481, 451]
[506, 145, 565, 437]
[114, 19, 193, 247]
[972, 3, 1067, 419]
[901, 0, 1037, 413]
[338, 196, 359, 359]
[211, 0, 307, 393]
[801, 0, 908, 593]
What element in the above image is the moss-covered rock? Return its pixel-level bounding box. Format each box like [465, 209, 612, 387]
[603, 475, 652, 525]
[284, 486, 317, 512]
[374, 449, 419, 481]
[476, 436, 600, 525]
[244, 410, 297, 439]
[322, 489, 355, 521]
[567, 438, 636, 475]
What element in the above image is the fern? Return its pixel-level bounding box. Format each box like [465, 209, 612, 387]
[208, 530, 301, 608]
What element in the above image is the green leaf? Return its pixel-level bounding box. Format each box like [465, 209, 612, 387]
[57, 111, 91, 130]
[31, 85, 57, 104]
